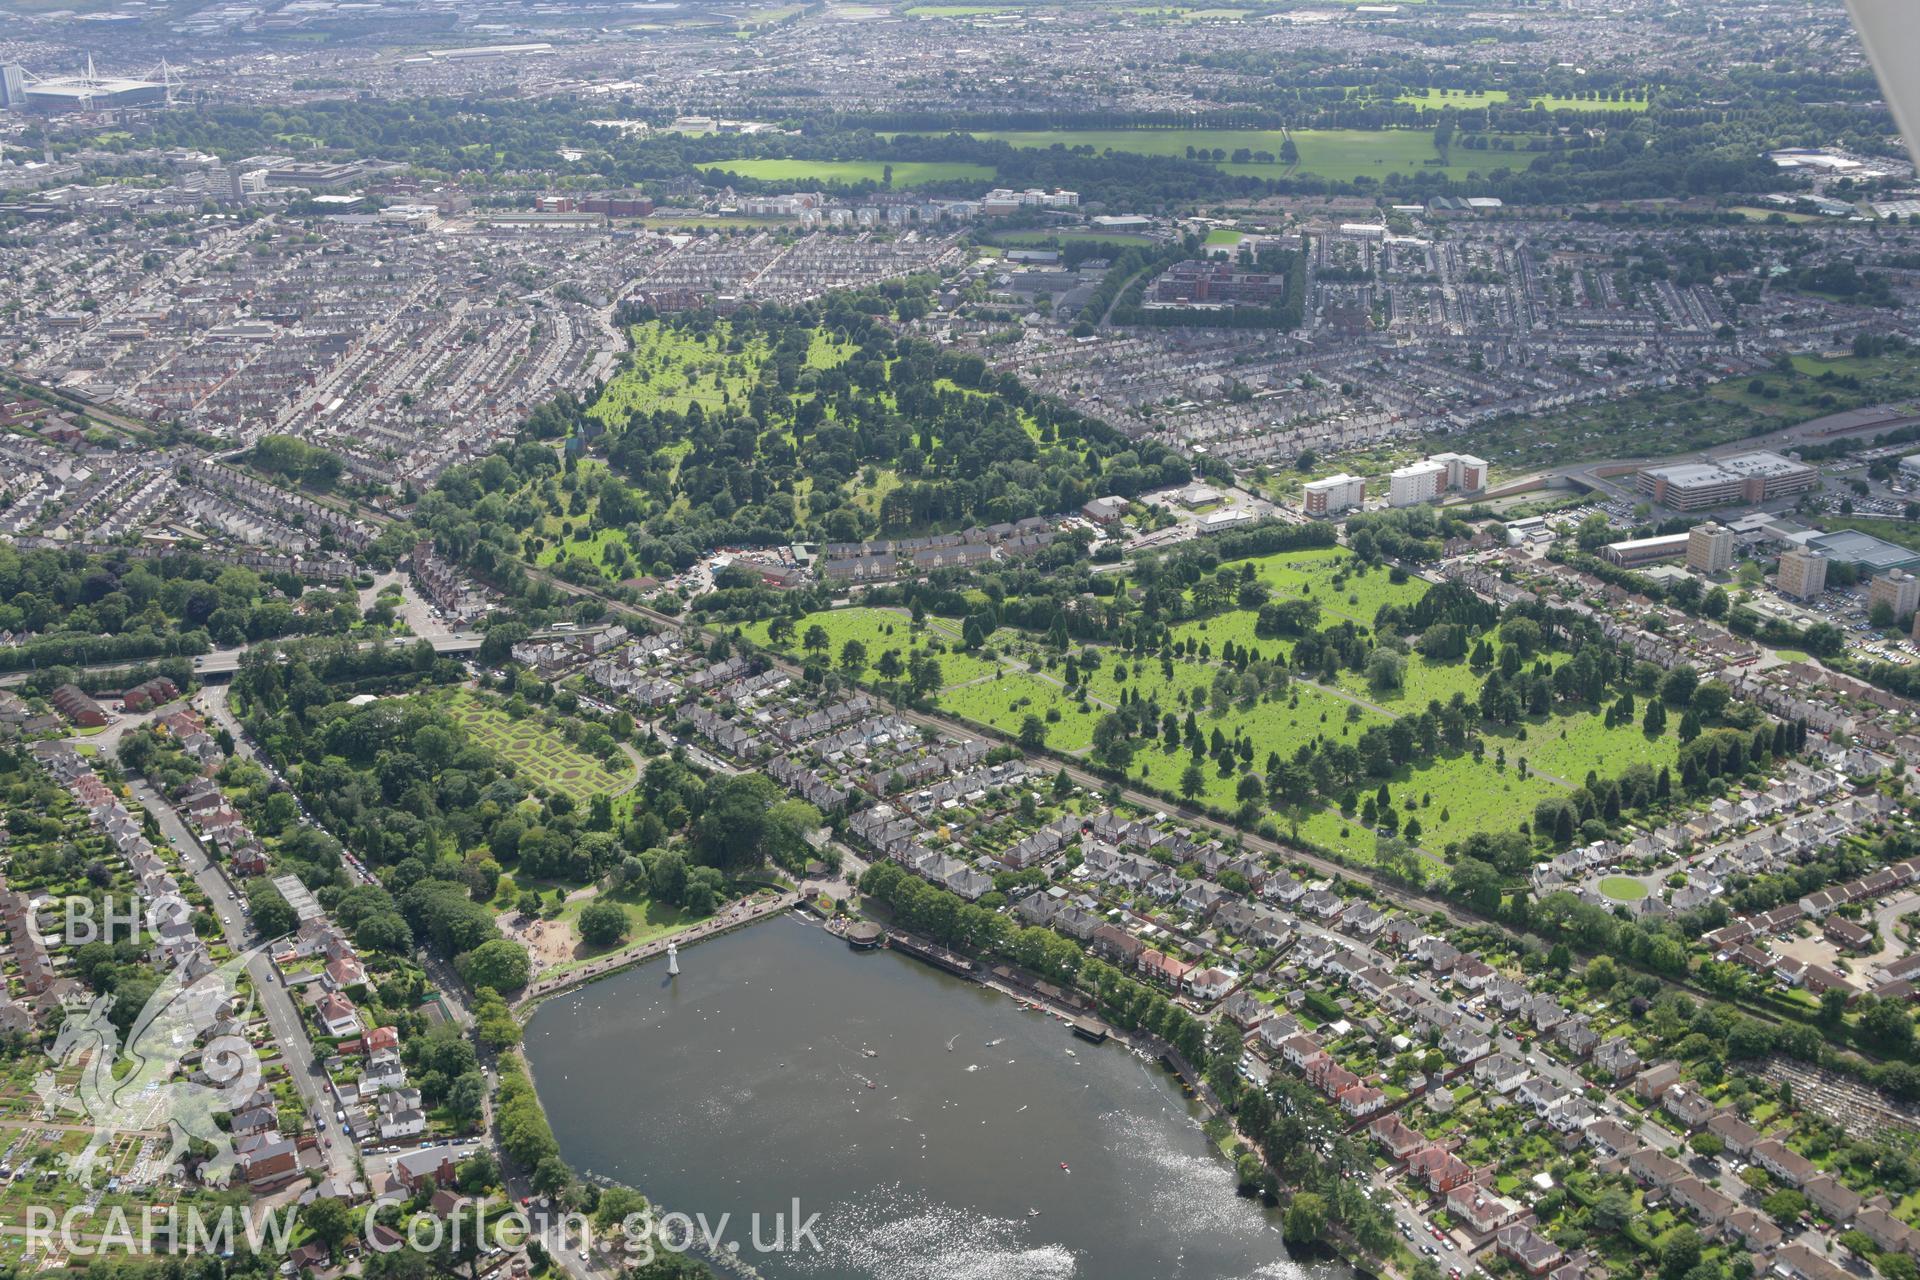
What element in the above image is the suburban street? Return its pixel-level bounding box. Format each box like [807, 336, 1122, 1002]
[124, 777, 359, 1186]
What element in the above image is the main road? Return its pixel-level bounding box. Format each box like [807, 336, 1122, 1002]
[0, 631, 488, 689]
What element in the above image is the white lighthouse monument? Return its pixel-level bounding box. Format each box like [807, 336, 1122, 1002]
[667, 941, 679, 976]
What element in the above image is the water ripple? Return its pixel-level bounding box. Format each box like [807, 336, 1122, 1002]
[793, 1186, 1078, 1280]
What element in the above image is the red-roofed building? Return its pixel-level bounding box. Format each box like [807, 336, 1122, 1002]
[315, 992, 361, 1038]
[50, 685, 106, 728]
[325, 955, 368, 990]
[122, 678, 180, 712]
[1407, 1144, 1473, 1194]
[1307, 1054, 1360, 1098]
[1138, 948, 1193, 987]
[1370, 1113, 1426, 1161]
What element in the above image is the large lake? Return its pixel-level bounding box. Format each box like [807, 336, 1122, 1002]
[523, 916, 1342, 1280]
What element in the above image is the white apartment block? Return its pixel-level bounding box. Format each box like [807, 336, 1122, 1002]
[1303, 473, 1366, 517]
[981, 188, 1080, 214]
[1388, 460, 1447, 507]
[1388, 453, 1488, 507]
[1430, 452, 1489, 492]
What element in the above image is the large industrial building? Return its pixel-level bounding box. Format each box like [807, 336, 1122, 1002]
[1602, 533, 1691, 567]
[1148, 261, 1291, 310]
[1636, 451, 1818, 511]
[0, 62, 167, 112]
[1805, 529, 1920, 575]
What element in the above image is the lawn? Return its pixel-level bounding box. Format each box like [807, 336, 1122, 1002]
[1247, 547, 1427, 623]
[843, 466, 905, 519]
[1216, 130, 1474, 182]
[1728, 206, 1826, 225]
[1396, 88, 1512, 110]
[767, 543, 1686, 869]
[697, 159, 995, 187]
[1075, 548, 1673, 854]
[1118, 679, 1388, 796]
[972, 635, 1568, 863]
[591, 321, 770, 424]
[1599, 876, 1650, 902]
[906, 3, 1024, 14]
[1529, 93, 1650, 112]
[989, 229, 1159, 249]
[437, 690, 635, 802]
[536, 522, 630, 573]
[742, 606, 1000, 688]
[1097, 640, 1679, 858]
[1519, 707, 1678, 782]
[1160, 552, 1438, 675]
[942, 670, 1105, 754]
[1125, 5, 1256, 18]
[1330, 650, 1495, 713]
[904, 127, 1476, 183]
[515, 460, 636, 582]
[1204, 228, 1245, 247]
[583, 320, 859, 509]
[558, 884, 700, 949]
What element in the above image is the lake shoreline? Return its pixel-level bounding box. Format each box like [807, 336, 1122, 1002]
[522, 913, 1351, 1280]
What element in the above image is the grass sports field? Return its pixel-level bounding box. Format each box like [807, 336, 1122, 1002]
[745, 547, 1683, 870]
[1392, 88, 1648, 112]
[1396, 88, 1511, 110]
[907, 127, 1475, 182]
[990, 229, 1158, 249]
[695, 159, 994, 187]
[906, 3, 1023, 14]
[1125, 6, 1256, 18]
[440, 690, 634, 802]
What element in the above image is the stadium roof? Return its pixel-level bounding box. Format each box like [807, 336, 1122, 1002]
[27, 77, 162, 98]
